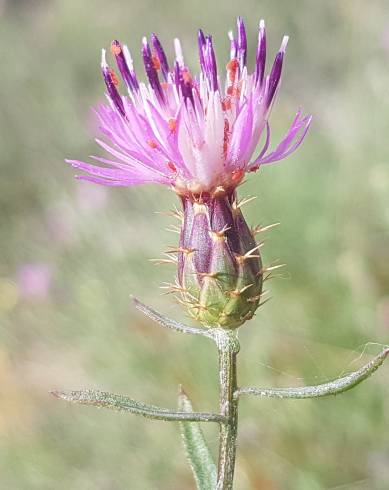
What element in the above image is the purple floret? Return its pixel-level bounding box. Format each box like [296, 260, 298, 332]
[67, 17, 311, 195]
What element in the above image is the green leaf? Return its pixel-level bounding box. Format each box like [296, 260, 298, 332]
[236, 347, 389, 400]
[51, 390, 225, 423]
[132, 297, 214, 338]
[178, 388, 218, 490]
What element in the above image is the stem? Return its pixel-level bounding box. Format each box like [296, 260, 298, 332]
[215, 330, 240, 490]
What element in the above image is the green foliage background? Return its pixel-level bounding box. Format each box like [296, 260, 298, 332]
[1, 0, 389, 488]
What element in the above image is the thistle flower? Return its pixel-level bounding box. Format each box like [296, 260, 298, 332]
[67, 17, 311, 329]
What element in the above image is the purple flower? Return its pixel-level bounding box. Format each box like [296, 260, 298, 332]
[66, 17, 311, 197]
[16, 263, 52, 301]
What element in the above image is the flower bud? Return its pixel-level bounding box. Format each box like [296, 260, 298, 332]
[176, 193, 263, 329]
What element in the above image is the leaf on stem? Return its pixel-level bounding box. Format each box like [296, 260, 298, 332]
[132, 296, 214, 338]
[178, 387, 218, 490]
[51, 389, 225, 423]
[236, 347, 389, 400]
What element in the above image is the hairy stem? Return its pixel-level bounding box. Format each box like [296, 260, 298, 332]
[214, 330, 240, 490]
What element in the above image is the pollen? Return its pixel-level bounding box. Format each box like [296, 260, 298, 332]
[108, 69, 119, 86]
[147, 139, 158, 149]
[167, 161, 177, 173]
[152, 54, 161, 71]
[168, 118, 177, 133]
[182, 69, 193, 84]
[221, 99, 232, 111]
[110, 42, 122, 56]
[226, 58, 239, 72]
[226, 58, 239, 82]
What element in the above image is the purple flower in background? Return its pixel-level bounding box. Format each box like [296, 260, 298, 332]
[66, 17, 311, 197]
[16, 263, 52, 301]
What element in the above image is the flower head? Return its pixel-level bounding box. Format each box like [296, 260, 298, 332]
[67, 17, 311, 329]
[66, 17, 311, 197]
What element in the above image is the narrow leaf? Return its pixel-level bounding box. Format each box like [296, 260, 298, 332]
[132, 296, 214, 338]
[178, 387, 218, 490]
[52, 390, 225, 423]
[236, 347, 389, 400]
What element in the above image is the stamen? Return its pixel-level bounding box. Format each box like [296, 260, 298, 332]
[110, 42, 121, 56]
[237, 17, 247, 69]
[266, 35, 288, 108]
[174, 38, 184, 67]
[152, 54, 161, 71]
[228, 30, 238, 60]
[198, 29, 206, 70]
[255, 19, 266, 86]
[111, 40, 139, 93]
[108, 69, 119, 86]
[202, 35, 218, 91]
[280, 35, 289, 53]
[178, 67, 195, 105]
[151, 33, 169, 80]
[182, 69, 192, 84]
[101, 49, 126, 117]
[142, 37, 164, 102]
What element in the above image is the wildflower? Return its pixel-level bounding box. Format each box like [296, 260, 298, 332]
[67, 17, 311, 329]
[16, 263, 52, 301]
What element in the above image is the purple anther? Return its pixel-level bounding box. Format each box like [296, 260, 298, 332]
[198, 29, 206, 72]
[237, 17, 247, 69]
[174, 60, 181, 89]
[180, 68, 195, 105]
[266, 36, 288, 108]
[142, 37, 164, 102]
[255, 20, 266, 86]
[111, 40, 139, 93]
[151, 33, 170, 81]
[101, 49, 126, 117]
[204, 35, 218, 91]
[228, 31, 238, 61]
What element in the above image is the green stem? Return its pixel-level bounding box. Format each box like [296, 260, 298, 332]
[214, 330, 240, 490]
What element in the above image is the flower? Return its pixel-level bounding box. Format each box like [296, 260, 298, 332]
[16, 263, 52, 301]
[67, 17, 311, 329]
[66, 17, 311, 197]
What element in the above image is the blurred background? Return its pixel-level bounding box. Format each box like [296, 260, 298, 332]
[1, 0, 389, 488]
